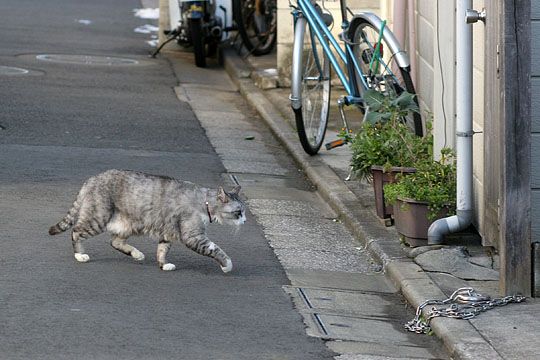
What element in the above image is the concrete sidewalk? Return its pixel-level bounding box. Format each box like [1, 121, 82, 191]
[221, 48, 540, 360]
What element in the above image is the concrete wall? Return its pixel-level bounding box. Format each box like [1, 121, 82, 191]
[471, 0, 485, 239]
[531, 2, 540, 243]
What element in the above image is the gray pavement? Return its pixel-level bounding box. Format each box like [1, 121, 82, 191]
[0, 0, 445, 358]
[0, 1, 332, 359]
[223, 40, 540, 360]
[170, 47, 449, 359]
[3, 0, 536, 359]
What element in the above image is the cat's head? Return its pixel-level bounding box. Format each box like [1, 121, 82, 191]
[212, 186, 246, 225]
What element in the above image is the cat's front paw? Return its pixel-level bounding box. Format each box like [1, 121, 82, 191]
[220, 258, 233, 273]
[74, 253, 90, 263]
[161, 263, 176, 271]
[131, 249, 145, 261]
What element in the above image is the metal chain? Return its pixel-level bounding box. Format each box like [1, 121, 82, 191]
[405, 287, 526, 334]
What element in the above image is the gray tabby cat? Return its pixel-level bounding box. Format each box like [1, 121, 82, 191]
[49, 169, 245, 273]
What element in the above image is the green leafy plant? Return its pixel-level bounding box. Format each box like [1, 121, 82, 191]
[363, 89, 419, 124]
[383, 148, 457, 221]
[347, 89, 431, 180]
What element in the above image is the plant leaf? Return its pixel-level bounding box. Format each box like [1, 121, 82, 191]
[406, 102, 421, 113]
[363, 90, 386, 111]
[365, 111, 389, 124]
[391, 91, 416, 108]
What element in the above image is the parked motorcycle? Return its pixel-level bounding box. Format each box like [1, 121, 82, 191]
[153, 0, 231, 68]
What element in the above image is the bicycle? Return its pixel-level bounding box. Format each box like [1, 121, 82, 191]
[289, 0, 423, 155]
[233, 0, 277, 56]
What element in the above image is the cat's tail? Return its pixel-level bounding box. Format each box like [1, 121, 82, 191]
[49, 199, 80, 235]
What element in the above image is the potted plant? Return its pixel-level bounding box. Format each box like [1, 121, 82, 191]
[345, 90, 431, 221]
[383, 148, 457, 247]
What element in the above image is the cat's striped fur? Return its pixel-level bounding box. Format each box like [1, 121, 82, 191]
[49, 169, 245, 272]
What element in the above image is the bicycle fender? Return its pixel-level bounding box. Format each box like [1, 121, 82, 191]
[349, 13, 410, 69]
[290, 17, 307, 110]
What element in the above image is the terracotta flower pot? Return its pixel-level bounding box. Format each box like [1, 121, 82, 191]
[393, 197, 450, 247]
[371, 166, 416, 220]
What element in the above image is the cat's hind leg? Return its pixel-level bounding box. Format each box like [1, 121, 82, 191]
[184, 236, 232, 273]
[71, 219, 108, 262]
[157, 239, 175, 271]
[71, 230, 90, 262]
[71, 199, 111, 263]
[110, 236, 145, 261]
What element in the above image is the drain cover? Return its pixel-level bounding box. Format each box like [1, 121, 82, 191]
[0, 66, 30, 75]
[310, 313, 411, 343]
[36, 54, 139, 66]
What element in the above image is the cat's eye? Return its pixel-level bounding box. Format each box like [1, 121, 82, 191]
[234, 210, 242, 218]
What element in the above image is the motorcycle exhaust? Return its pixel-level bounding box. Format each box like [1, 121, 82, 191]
[210, 26, 222, 38]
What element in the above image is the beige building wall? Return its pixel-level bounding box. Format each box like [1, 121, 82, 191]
[471, 0, 485, 237]
[276, 0, 487, 238]
[400, 0, 486, 236]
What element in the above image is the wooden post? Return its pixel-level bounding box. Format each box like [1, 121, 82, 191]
[499, 0, 531, 296]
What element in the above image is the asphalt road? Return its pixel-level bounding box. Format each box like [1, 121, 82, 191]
[0, 1, 333, 359]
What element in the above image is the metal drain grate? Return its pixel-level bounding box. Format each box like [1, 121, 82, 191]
[0, 66, 30, 75]
[36, 54, 139, 66]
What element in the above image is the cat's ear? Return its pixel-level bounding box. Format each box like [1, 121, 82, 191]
[217, 186, 228, 203]
[231, 185, 241, 194]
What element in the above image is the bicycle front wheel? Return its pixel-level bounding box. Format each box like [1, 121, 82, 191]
[233, 0, 277, 56]
[291, 19, 331, 155]
[350, 18, 423, 136]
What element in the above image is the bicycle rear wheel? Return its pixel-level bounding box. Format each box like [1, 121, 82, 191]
[350, 18, 423, 136]
[233, 0, 277, 56]
[189, 18, 206, 68]
[291, 19, 331, 155]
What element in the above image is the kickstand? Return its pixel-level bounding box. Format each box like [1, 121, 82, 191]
[339, 98, 355, 181]
[338, 96, 350, 134]
[324, 96, 351, 151]
[150, 28, 180, 58]
[231, 32, 244, 55]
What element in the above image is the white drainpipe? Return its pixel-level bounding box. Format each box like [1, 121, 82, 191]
[428, 0, 484, 244]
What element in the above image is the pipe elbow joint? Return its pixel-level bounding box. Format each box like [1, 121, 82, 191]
[427, 210, 473, 245]
[428, 217, 451, 245]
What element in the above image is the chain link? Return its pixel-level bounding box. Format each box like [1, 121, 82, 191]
[405, 287, 526, 334]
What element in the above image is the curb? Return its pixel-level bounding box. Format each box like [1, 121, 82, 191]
[222, 47, 502, 360]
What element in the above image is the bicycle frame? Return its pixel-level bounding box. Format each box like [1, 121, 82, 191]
[291, 0, 364, 108]
[290, 0, 411, 109]
[289, 1, 421, 154]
